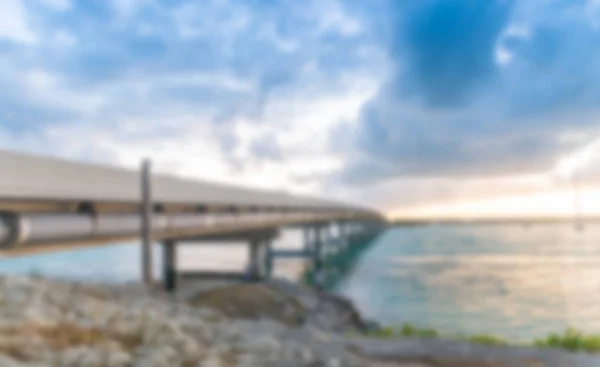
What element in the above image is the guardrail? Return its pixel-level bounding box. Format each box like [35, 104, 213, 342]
[0, 210, 379, 250]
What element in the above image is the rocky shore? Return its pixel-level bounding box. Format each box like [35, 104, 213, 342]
[0, 275, 596, 366]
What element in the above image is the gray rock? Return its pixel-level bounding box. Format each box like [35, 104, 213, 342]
[238, 334, 281, 355]
[105, 350, 132, 367]
[60, 346, 102, 367]
[0, 354, 22, 367]
[2, 275, 600, 367]
[346, 337, 600, 367]
[133, 345, 178, 367]
[100, 341, 133, 367]
[199, 354, 223, 367]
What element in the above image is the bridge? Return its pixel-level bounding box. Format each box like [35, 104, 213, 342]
[0, 149, 387, 291]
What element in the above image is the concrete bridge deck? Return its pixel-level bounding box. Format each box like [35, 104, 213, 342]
[0, 149, 379, 215]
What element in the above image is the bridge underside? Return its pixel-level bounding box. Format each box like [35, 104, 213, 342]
[161, 221, 386, 292]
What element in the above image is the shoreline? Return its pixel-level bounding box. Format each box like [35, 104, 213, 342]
[0, 274, 598, 366]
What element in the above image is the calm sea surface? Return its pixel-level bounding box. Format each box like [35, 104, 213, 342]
[0, 230, 308, 282]
[335, 224, 600, 342]
[0, 224, 598, 342]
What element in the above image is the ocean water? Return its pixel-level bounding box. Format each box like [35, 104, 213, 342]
[0, 229, 307, 282]
[1, 224, 598, 343]
[334, 224, 600, 342]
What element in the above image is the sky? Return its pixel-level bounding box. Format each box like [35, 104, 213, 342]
[2, 0, 600, 218]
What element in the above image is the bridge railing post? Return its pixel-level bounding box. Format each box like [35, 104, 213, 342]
[140, 158, 154, 289]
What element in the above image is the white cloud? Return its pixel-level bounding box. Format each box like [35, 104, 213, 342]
[313, 0, 363, 37]
[22, 70, 107, 114]
[0, 0, 388, 210]
[0, 64, 380, 197]
[337, 173, 555, 217]
[163, 72, 255, 94]
[52, 30, 76, 47]
[109, 0, 151, 18]
[504, 24, 531, 39]
[494, 23, 531, 67]
[585, 0, 600, 28]
[495, 45, 513, 66]
[258, 24, 299, 53]
[0, 0, 36, 44]
[172, 0, 251, 40]
[37, 0, 71, 11]
[553, 135, 600, 180]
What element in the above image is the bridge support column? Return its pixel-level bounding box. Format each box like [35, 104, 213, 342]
[323, 225, 331, 256]
[176, 228, 278, 282]
[247, 239, 262, 281]
[163, 239, 177, 293]
[264, 240, 273, 278]
[339, 221, 348, 251]
[312, 225, 324, 288]
[302, 226, 312, 255]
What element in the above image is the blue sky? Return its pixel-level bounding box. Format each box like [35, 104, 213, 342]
[2, 0, 600, 215]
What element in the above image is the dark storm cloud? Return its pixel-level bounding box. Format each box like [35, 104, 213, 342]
[393, 0, 514, 107]
[344, 0, 600, 182]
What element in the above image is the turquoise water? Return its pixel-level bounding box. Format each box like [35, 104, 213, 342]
[0, 243, 162, 282]
[0, 230, 306, 282]
[334, 224, 600, 342]
[2, 224, 599, 342]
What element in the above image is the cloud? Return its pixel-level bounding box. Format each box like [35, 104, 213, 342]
[393, 0, 514, 107]
[0, 0, 36, 44]
[3, 0, 600, 215]
[36, 0, 71, 11]
[342, 0, 600, 187]
[336, 173, 557, 216]
[0, 0, 382, 200]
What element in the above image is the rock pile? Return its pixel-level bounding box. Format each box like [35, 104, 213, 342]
[0, 275, 372, 366]
[0, 275, 595, 367]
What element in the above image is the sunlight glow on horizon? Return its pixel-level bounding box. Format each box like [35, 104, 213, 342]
[388, 136, 600, 220]
[390, 186, 600, 220]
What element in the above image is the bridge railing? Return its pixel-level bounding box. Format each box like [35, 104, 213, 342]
[0, 210, 381, 250]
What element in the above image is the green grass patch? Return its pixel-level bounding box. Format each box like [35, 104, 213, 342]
[400, 323, 439, 338]
[464, 334, 509, 347]
[358, 323, 600, 353]
[360, 324, 439, 339]
[533, 327, 600, 352]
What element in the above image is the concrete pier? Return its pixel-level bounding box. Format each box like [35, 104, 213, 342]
[157, 219, 385, 293]
[160, 228, 279, 291]
[312, 225, 324, 287]
[264, 241, 273, 278]
[247, 239, 261, 281]
[163, 239, 177, 293]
